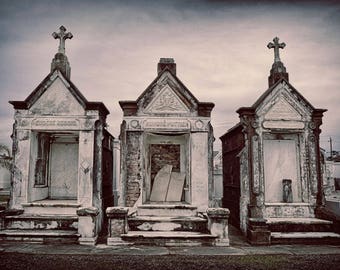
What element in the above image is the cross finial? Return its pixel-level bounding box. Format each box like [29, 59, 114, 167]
[52, 26, 73, 54]
[267, 37, 286, 63]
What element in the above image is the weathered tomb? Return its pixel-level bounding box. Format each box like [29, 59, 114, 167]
[107, 58, 230, 246]
[119, 58, 215, 210]
[0, 26, 114, 245]
[221, 37, 340, 245]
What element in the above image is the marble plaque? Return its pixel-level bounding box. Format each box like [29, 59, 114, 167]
[166, 172, 185, 202]
[263, 139, 300, 203]
[49, 142, 78, 199]
[32, 118, 80, 129]
[263, 120, 304, 129]
[144, 119, 190, 130]
[149, 165, 172, 202]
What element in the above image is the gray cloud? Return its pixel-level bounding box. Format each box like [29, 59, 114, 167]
[0, 0, 339, 152]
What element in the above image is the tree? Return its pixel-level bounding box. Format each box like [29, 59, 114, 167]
[0, 144, 12, 170]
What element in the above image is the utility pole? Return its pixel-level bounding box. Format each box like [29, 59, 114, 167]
[329, 137, 333, 158]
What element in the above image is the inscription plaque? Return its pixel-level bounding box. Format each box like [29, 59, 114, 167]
[32, 119, 79, 129]
[263, 120, 304, 129]
[144, 119, 190, 130]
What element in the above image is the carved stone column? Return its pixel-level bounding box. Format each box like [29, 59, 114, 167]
[312, 109, 327, 207]
[237, 107, 264, 219]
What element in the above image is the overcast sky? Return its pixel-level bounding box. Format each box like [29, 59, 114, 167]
[0, 0, 339, 153]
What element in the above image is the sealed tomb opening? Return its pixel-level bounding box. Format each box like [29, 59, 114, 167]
[33, 132, 79, 200]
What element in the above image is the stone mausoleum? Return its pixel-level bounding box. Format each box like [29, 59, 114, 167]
[106, 58, 230, 246]
[221, 37, 340, 245]
[0, 26, 114, 245]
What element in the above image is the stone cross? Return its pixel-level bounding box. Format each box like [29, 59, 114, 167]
[267, 37, 286, 63]
[52, 26, 73, 54]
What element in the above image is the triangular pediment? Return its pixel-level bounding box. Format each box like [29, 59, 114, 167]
[144, 85, 190, 114]
[29, 76, 85, 115]
[264, 97, 302, 120]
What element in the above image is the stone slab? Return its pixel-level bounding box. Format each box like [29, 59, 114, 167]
[271, 232, 340, 245]
[271, 232, 340, 238]
[122, 231, 216, 238]
[137, 204, 197, 217]
[263, 139, 299, 203]
[128, 216, 207, 232]
[166, 172, 185, 202]
[21, 200, 80, 215]
[150, 165, 172, 202]
[49, 142, 78, 199]
[266, 217, 333, 224]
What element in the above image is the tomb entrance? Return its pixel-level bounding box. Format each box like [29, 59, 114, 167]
[146, 133, 189, 203]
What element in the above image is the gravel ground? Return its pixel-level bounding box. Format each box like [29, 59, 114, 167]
[1, 253, 340, 270]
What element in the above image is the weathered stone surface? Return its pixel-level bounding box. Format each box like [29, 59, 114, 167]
[247, 218, 271, 245]
[7, 26, 113, 245]
[144, 86, 189, 114]
[207, 208, 230, 246]
[150, 165, 172, 202]
[29, 78, 84, 115]
[150, 145, 180, 182]
[206, 208, 230, 218]
[107, 207, 130, 244]
[221, 41, 326, 245]
[166, 172, 185, 202]
[263, 138, 300, 203]
[106, 207, 129, 218]
[77, 207, 99, 217]
[119, 59, 214, 211]
[123, 131, 142, 207]
[1, 209, 24, 217]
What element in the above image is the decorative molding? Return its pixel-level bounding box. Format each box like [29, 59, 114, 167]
[124, 117, 210, 131]
[264, 96, 302, 121]
[252, 135, 260, 195]
[144, 85, 189, 114]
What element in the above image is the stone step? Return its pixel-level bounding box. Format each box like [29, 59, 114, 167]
[128, 216, 208, 232]
[0, 229, 80, 244]
[137, 204, 198, 217]
[265, 203, 315, 218]
[22, 200, 81, 215]
[271, 232, 340, 245]
[267, 218, 334, 232]
[4, 214, 78, 231]
[120, 231, 217, 246]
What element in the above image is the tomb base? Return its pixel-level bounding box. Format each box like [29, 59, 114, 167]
[77, 207, 100, 246]
[106, 205, 230, 246]
[246, 218, 271, 245]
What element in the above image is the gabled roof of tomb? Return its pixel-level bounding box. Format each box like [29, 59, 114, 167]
[233, 77, 326, 123]
[221, 37, 327, 140]
[119, 59, 214, 117]
[251, 77, 315, 111]
[9, 69, 110, 117]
